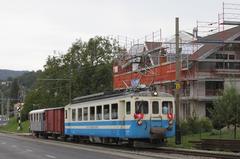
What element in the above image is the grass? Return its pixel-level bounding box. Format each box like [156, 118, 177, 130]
[0, 117, 30, 133]
[167, 129, 240, 149]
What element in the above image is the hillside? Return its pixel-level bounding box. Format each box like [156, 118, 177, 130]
[0, 69, 28, 80]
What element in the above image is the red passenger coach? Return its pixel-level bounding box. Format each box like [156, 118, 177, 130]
[45, 107, 64, 137]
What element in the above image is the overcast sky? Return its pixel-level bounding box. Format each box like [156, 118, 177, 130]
[0, 0, 239, 71]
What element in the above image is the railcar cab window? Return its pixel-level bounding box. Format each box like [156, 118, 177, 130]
[72, 109, 76, 121]
[104, 104, 110, 120]
[78, 108, 82, 121]
[152, 101, 159, 114]
[96, 105, 102, 120]
[126, 101, 131, 115]
[162, 101, 173, 114]
[111, 103, 118, 119]
[135, 101, 149, 114]
[84, 107, 88, 121]
[90, 107, 95, 120]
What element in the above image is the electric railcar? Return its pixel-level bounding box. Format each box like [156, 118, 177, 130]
[29, 90, 175, 144]
[64, 90, 175, 143]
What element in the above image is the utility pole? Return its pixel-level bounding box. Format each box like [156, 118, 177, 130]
[0, 91, 3, 116]
[0, 90, 4, 116]
[175, 17, 181, 145]
[6, 98, 10, 120]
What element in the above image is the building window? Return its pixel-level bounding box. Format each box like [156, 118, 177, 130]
[104, 104, 110, 120]
[205, 81, 224, 96]
[72, 109, 76, 121]
[96, 105, 102, 120]
[83, 107, 88, 121]
[152, 101, 159, 114]
[229, 54, 235, 60]
[90, 107, 95, 120]
[182, 103, 190, 119]
[78, 108, 82, 121]
[135, 101, 149, 114]
[111, 103, 118, 119]
[126, 102, 131, 115]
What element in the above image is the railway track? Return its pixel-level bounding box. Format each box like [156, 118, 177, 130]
[16, 133, 240, 159]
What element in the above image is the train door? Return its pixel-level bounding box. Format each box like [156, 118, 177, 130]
[150, 100, 162, 128]
[123, 100, 131, 137]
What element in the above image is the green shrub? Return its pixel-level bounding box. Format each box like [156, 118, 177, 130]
[180, 120, 190, 135]
[186, 116, 201, 134]
[200, 117, 213, 132]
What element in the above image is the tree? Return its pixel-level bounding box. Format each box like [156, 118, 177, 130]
[21, 36, 120, 120]
[211, 87, 240, 139]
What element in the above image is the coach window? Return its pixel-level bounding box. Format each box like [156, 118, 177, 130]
[104, 104, 110, 120]
[162, 101, 173, 114]
[152, 101, 159, 114]
[96, 105, 102, 120]
[72, 109, 76, 121]
[111, 103, 118, 119]
[135, 101, 149, 114]
[78, 108, 82, 121]
[90, 107, 95, 120]
[37, 113, 39, 121]
[84, 107, 88, 121]
[126, 101, 131, 115]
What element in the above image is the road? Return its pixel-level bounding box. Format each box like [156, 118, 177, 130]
[0, 133, 159, 159]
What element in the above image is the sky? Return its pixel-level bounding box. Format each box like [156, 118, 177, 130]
[0, 0, 239, 71]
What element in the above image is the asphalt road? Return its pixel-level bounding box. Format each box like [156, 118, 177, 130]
[0, 133, 139, 159]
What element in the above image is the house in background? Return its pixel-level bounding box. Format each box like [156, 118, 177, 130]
[113, 26, 240, 120]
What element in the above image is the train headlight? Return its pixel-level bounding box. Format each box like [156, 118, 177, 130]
[153, 91, 158, 96]
[137, 119, 143, 126]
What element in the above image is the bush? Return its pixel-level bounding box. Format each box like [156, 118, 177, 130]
[186, 116, 201, 134]
[200, 117, 213, 132]
[180, 116, 213, 135]
[180, 120, 190, 135]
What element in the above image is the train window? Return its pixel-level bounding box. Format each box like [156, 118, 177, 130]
[162, 101, 173, 114]
[90, 107, 95, 120]
[72, 109, 76, 121]
[104, 104, 110, 120]
[111, 103, 118, 119]
[65, 110, 68, 119]
[96, 105, 102, 120]
[78, 108, 82, 121]
[36, 113, 39, 121]
[135, 101, 149, 114]
[152, 101, 159, 114]
[126, 102, 131, 115]
[84, 107, 88, 121]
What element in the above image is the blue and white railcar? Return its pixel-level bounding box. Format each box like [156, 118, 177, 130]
[64, 91, 175, 142]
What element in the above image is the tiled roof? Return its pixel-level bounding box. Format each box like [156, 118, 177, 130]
[145, 42, 162, 51]
[190, 26, 240, 60]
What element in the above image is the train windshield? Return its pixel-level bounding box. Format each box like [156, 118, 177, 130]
[162, 101, 173, 114]
[135, 101, 149, 114]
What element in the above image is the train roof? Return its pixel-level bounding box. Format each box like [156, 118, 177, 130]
[72, 90, 173, 104]
[29, 109, 46, 114]
[29, 107, 64, 114]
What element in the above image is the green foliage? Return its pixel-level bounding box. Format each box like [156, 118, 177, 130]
[0, 117, 30, 133]
[211, 86, 240, 138]
[180, 117, 213, 135]
[21, 36, 120, 120]
[200, 117, 213, 132]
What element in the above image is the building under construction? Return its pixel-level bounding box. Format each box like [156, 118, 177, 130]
[112, 25, 240, 119]
[112, 3, 240, 119]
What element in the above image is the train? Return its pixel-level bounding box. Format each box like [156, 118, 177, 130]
[29, 90, 175, 144]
